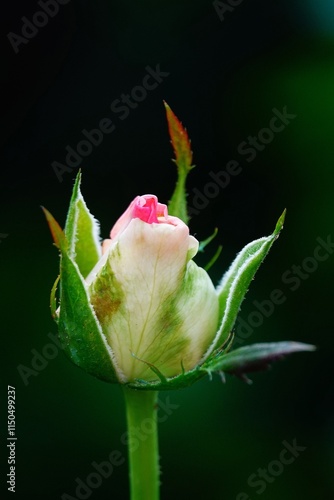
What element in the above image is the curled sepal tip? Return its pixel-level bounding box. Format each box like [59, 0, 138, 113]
[201, 341, 316, 383]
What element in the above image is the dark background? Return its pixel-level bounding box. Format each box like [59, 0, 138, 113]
[1, 1, 333, 499]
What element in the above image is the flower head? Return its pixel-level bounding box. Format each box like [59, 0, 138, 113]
[44, 105, 313, 390]
[84, 193, 219, 382]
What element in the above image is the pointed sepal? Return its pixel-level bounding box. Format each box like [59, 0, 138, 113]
[42, 206, 67, 251]
[198, 228, 219, 252]
[202, 210, 286, 360]
[58, 249, 122, 383]
[164, 101, 194, 224]
[65, 171, 102, 278]
[50, 275, 60, 321]
[201, 341, 316, 382]
[164, 101, 193, 172]
[43, 200, 120, 383]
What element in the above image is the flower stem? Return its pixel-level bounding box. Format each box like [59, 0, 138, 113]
[123, 387, 160, 500]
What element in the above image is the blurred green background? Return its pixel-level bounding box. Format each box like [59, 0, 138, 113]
[1, 1, 333, 499]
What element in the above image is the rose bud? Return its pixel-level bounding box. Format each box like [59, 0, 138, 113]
[44, 173, 301, 390]
[86, 194, 219, 382]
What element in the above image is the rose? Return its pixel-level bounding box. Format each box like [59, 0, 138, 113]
[44, 172, 291, 389]
[44, 107, 314, 500]
[86, 194, 219, 382]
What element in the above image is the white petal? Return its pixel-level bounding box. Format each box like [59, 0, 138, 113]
[88, 218, 219, 381]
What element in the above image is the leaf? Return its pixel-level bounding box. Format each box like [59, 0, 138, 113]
[65, 171, 102, 278]
[164, 101, 194, 224]
[201, 342, 316, 382]
[202, 210, 286, 360]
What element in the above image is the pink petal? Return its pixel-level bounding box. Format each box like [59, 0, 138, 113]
[110, 195, 170, 241]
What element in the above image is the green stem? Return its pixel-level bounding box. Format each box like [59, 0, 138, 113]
[123, 387, 160, 500]
[168, 171, 188, 224]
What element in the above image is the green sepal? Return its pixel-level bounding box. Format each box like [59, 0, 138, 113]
[197, 228, 223, 271]
[204, 245, 223, 272]
[130, 353, 169, 385]
[42, 206, 67, 251]
[126, 339, 315, 391]
[201, 341, 316, 382]
[58, 249, 121, 383]
[204, 210, 286, 357]
[65, 171, 101, 278]
[126, 366, 206, 391]
[127, 334, 234, 392]
[198, 228, 219, 252]
[164, 102, 194, 224]
[50, 275, 60, 322]
[44, 206, 120, 383]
